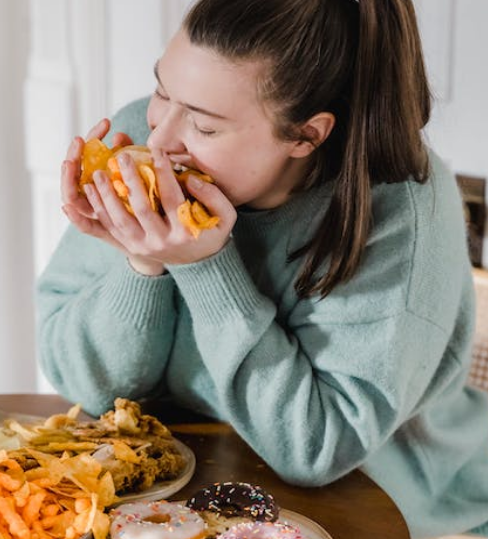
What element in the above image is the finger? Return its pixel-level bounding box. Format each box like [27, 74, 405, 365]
[83, 181, 115, 231]
[61, 159, 96, 218]
[85, 118, 111, 141]
[112, 132, 134, 147]
[186, 174, 237, 227]
[61, 159, 80, 205]
[151, 150, 186, 227]
[91, 170, 141, 237]
[117, 153, 167, 231]
[66, 136, 84, 162]
[61, 137, 85, 202]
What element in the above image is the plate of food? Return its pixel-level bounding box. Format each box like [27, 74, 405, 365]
[112, 437, 195, 504]
[109, 482, 333, 539]
[0, 398, 195, 539]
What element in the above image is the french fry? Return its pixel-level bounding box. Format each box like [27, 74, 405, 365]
[22, 491, 45, 525]
[41, 503, 60, 517]
[31, 520, 52, 539]
[0, 473, 22, 492]
[0, 521, 13, 539]
[40, 442, 100, 452]
[0, 498, 30, 539]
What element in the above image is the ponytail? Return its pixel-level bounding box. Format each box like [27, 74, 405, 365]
[293, 0, 432, 298]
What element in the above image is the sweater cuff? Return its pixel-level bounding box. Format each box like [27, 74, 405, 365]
[99, 259, 175, 329]
[167, 241, 265, 325]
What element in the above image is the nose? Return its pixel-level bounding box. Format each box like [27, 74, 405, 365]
[147, 111, 187, 154]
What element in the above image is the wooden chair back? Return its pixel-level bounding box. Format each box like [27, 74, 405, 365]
[469, 268, 488, 391]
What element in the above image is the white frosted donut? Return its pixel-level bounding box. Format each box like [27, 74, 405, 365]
[110, 501, 207, 539]
[220, 522, 303, 539]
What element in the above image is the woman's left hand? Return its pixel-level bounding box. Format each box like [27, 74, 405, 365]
[78, 148, 237, 275]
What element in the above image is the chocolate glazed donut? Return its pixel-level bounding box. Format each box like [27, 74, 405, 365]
[186, 482, 280, 522]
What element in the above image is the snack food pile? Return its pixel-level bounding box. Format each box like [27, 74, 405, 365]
[110, 482, 303, 539]
[79, 140, 220, 238]
[0, 399, 187, 539]
[0, 448, 114, 539]
[1, 405, 305, 539]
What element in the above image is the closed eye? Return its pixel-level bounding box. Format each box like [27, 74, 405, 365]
[194, 125, 216, 136]
[190, 118, 217, 137]
[153, 88, 169, 101]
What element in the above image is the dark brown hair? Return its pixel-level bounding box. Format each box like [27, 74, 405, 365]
[184, 0, 431, 298]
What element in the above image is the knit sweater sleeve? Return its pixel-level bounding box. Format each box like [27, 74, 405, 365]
[38, 97, 173, 415]
[37, 226, 178, 415]
[167, 242, 451, 485]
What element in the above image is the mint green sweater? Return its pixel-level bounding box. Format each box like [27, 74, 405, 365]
[38, 98, 488, 538]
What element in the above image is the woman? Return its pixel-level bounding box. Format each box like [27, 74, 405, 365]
[38, 0, 488, 536]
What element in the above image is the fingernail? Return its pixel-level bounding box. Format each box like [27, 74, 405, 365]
[118, 153, 130, 166]
[94, 170, 106, 182]
[188, 175, 203, 189]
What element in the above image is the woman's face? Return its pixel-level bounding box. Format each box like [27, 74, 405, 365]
[147, 30, 310, 209]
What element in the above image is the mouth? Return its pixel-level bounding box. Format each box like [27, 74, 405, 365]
[171, 162, 189, 173]
[170, 160, 208, 177]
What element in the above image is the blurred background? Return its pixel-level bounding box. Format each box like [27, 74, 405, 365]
[0, 0, 486, 393]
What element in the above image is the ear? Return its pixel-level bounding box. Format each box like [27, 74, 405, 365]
[289, 112, 335, 158]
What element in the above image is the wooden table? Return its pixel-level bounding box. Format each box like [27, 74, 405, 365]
[0, 394, 410, 539]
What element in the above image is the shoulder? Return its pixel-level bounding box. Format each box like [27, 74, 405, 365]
[401, 150, 472, 327]
[370, 149, 462, 236]
[105, 96, 152, 145]
[303, 150, 472, 328]
[366, 149, 471, 326]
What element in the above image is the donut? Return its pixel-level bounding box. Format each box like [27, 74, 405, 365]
[110, 501, 207, 539]
[220, 522, 303, 539]
[186, 482, 280, 522]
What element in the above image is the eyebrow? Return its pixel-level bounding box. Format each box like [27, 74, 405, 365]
[153, 61, 229, 121]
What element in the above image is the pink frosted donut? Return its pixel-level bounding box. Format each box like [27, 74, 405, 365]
[110, 501, 207, 539]
[219, 522, 303, 539]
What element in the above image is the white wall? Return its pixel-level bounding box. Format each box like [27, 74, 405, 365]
[25, 0, 192, 392]
[0, 0, 487, 393]
[416, 0, 488, 176]
[0, 0, 37, 392]
[415, 0, 488, 265]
